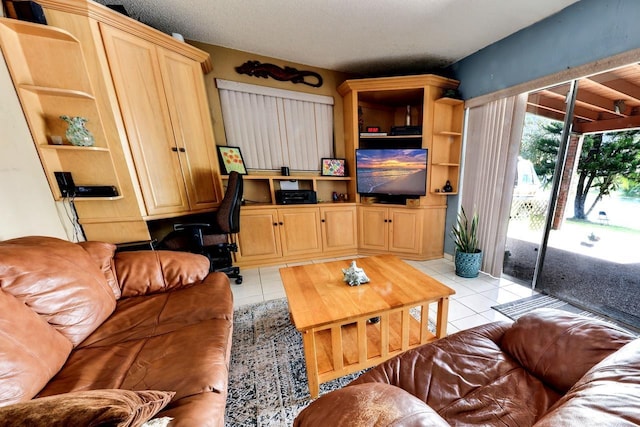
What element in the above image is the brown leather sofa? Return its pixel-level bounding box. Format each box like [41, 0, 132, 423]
[0, 236, 234, 426]
[295, 309, 640, 426]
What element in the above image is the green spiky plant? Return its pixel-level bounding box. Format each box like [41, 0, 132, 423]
[452, 207, 480, 253]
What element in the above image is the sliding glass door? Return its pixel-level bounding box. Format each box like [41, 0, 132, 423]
[503, 65, 640, 330]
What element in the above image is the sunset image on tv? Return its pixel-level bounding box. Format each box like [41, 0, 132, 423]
[356, 148, 427, 195]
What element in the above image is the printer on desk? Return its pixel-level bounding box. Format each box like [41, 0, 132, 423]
[275, 190, 317, 205]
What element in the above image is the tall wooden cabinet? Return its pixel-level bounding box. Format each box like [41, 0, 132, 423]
[101, 25, 220, 216]
[1, 0, 223, 243]
[338, 74, 463, 260]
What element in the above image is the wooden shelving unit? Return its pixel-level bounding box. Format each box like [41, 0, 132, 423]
[0, 18, 121, 201]
[431, 97, 464, 195]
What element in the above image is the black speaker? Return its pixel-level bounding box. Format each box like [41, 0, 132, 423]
[54, 171, 75, 197]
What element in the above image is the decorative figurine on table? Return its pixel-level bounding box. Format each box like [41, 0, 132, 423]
[342, 260, 370, 286]
[442, 180, 453, 193]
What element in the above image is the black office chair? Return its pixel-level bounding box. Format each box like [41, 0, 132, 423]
[159, 171, 243, 284]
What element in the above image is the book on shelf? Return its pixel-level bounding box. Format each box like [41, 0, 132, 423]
[360, 132, 388, 137]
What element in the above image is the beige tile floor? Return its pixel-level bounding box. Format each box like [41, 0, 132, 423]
[231, 255, 539, 335]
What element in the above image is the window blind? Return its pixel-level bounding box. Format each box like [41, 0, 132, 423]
[216, 79, 334, 171]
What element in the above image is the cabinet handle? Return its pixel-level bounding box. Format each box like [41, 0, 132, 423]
[279, 222, 284, 226]
[171, 147, 178, 152]
[178, 147, 186, 152]
[273, 222, 278, 226]
[388, 219, 393, 223]
[384, 219, 388, 223]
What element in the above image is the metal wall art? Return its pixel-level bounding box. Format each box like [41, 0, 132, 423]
[235, 60, 323, 88]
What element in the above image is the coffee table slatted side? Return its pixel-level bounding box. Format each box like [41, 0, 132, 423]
[309, 303, 437, 387]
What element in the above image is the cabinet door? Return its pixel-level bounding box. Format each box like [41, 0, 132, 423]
[158, 48, 221, 210]
[100, 24, 189, 215]
[279, 208, 322, 257]
[358, 206, 389, 251]
[389, 208, 423, 254]
[237, 209, 282, 261]
[321, 205, 357, 251]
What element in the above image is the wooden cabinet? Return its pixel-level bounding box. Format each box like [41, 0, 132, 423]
[358, 206, 423, 255]
[2, 0, 223, 243]
[236, 208, 282, 262]
[0, 18, 151, 243]
[321, 205, 358, 252]
[237, 205, 357, 266]
[338, 74, 461, 260]
[100, 24, 220, 216]
[278, 208, 323, 257]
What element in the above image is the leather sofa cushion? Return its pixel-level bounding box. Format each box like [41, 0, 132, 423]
[0, 389, 174, 427]
[534, 338, 640, 426]
[501, 308, 634, 393]
[351, 321, 560, 426]
[114, 250, 210, 298]
[79, 240, 120, 299]
[0, 236, 116, 346]
[39, 275, 233, 401]
[294, 383, 450, 427]
[0, 287, 72, 406]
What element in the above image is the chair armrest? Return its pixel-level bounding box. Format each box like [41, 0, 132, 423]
[114, 250, 210, 298]
[294, 383, 450, 426]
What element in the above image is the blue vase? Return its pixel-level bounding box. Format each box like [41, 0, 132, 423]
[455, 250, 483, 278]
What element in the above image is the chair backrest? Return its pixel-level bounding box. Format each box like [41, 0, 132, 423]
[215, 171, 243, 234]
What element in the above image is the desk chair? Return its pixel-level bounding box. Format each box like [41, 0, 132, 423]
[160, 171, 243, 284]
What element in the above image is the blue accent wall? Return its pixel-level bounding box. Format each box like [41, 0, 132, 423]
[450, 0, 640, 100]
[444, 0, 640, 256]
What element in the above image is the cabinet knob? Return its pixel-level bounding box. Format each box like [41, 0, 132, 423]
[178, 147, 186, 152]
[273, 222, 278, 226]
[171, 147, 178, 152]
[279, 222, 284, 226]
[388, 219, 392, 223]
[321, 219, 325, 223]
[384, 219, 388, 223]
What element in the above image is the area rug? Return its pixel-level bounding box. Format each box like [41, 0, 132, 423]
[224, 298, 363, 426]
[492, 293, 638, 334]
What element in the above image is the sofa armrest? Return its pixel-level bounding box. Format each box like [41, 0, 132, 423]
[114, 250, 211, 298]
[294, 383, 450, 426]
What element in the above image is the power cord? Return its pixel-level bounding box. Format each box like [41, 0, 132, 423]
[62, 196, 85, 242]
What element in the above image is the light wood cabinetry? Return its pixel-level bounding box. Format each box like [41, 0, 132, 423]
[236, 204, 357, 266]
[100, 25, 220, 216]
[339, 75, 463, 260]
[0, 18, 151, 242]
[358, 206, 424, 255]
[431, 98, 464, 195]
[1, 0, 222, 243]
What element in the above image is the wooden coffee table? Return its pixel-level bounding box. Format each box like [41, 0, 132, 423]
[280, 254, 455, 398]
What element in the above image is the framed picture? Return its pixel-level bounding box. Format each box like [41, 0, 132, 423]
[217, 146, 247, 175]
[321, 158, 346, 177]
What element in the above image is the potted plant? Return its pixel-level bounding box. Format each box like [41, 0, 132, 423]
[452, 207, 483, 278]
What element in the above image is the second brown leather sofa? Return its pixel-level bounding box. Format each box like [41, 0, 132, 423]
[295, 309, 640, 426]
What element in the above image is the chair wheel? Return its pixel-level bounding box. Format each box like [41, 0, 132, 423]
[235, 277, 243, 284]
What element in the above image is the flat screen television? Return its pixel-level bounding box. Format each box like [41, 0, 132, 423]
[356, 148, 428, 198]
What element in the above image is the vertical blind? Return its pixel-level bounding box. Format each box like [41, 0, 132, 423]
[461, 93, 528, 277]
[216, 79, 334, 171]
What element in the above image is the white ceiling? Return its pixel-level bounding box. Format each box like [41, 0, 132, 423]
[96, 0, 580, 75]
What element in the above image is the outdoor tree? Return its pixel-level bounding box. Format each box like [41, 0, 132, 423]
[521, 116, 640, 220]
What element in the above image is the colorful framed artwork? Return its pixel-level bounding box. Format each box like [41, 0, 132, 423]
[321, 158, 346, 177]
[217, 146, 247, 175]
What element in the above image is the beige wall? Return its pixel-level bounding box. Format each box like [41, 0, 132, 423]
[188, 42, 352, 159]
[0, 51, 69, 241]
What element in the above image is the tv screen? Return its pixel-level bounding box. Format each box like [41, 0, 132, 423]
[356, 148, 428, 197]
